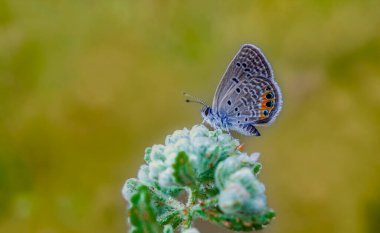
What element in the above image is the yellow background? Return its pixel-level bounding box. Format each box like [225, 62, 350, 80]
[0, 1, 379, 233]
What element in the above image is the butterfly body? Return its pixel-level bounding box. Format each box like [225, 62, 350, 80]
[201, 107, 231, 131]
[197, 44, 282, 136]
[201, 106, 262, 136]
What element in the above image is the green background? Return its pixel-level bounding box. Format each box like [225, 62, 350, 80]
[1, 0, 380, 232]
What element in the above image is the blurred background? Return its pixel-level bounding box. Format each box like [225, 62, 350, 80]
[1, 0, 380, 233]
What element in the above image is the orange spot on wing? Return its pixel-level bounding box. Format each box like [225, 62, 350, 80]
[260, 92, 274, 110]
[259, 87, 275, 119]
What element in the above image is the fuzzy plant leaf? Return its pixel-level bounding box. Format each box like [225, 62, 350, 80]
[128, 185, 163, 233]
[182, 228, 201, 233]
[122, 125, 276, 232]
[123, 179, 184, 229]
[173, 151, 196, 187]
[194, 203, 275, 231]
[163, 225, 174, 233]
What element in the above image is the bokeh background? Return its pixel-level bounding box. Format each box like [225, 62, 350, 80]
[1, 0, 380, 233]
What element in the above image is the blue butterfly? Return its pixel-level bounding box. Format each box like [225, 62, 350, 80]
[186, 44, 283, 136]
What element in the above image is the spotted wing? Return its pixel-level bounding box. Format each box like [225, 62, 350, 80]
[225, 77, 282, 127]
[213, 44, 282, 128]
[212, 44, 274, 112]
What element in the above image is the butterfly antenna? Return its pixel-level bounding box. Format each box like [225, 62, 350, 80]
[183, 92, 208, 108]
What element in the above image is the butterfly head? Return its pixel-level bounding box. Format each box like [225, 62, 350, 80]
[201, 106, 222, 129]
[201, 106, 213, 119]
[184, 92, 215, 124]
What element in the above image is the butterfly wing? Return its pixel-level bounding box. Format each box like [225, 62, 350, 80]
[212, 44, 282, 129]
[212, 44, 273, 111]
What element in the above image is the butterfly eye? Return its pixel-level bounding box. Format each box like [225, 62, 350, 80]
[266, 92, 274, 99]
[205, 108, 210, 115]
[263, 110, 269, 116]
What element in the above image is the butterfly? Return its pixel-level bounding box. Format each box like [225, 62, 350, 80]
[185, 44, 282, 136]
